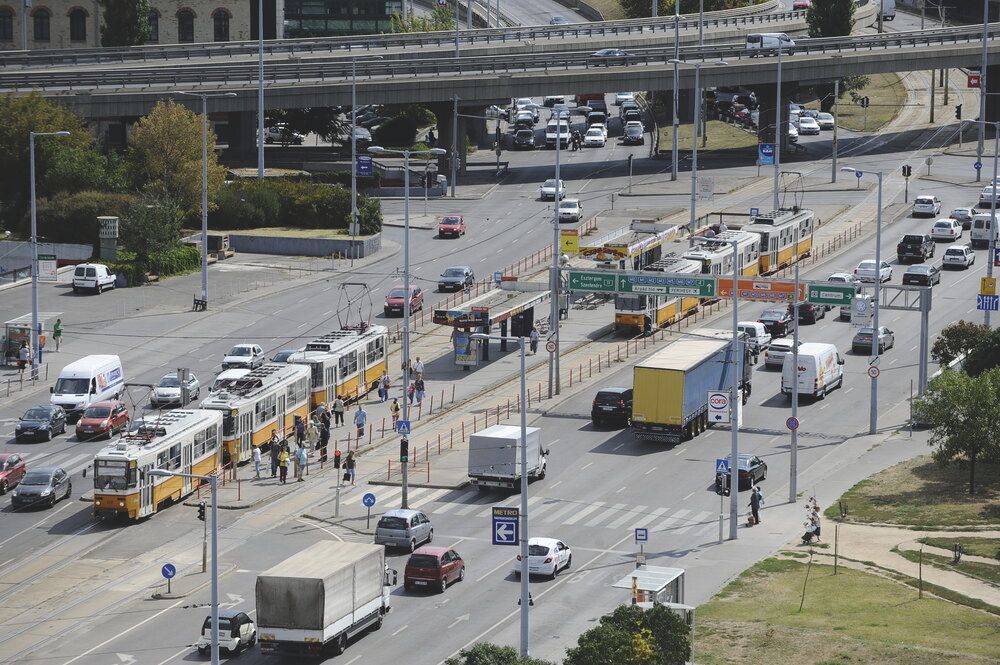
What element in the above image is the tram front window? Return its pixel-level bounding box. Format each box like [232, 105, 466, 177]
[94, 459, 131, 491]
[616, 294, 647, 311]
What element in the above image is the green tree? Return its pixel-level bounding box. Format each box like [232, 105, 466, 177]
[931, 320, 990, 367]
[34, 190, 136, 245]
[128, 100, 226, 217]
[266, 108, 347, 143]
[120, 197, 184, 273]
[40, 144, 129, 196]
[964, 327, 1000, 376]
[100, 0, 151, 46]
[914, 368, 1000, 495]
[565, 604, 690, 665]
[390, 6, 455, 33]
[444, 643, 554, 665]
[807, 0, 855, 37]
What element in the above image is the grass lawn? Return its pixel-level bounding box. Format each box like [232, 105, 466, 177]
[807, 73, 906, 133]
[825, 455, 1000, 528]
[584, 0, 626, 20]
[215, 227, 349, 238]
[657, 120, 758, 154]
[920, 537, 1000, 560]
[696, 558, 1000, 665]
[896, 548, 1000, 588]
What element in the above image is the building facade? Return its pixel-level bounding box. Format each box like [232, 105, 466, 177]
[283, 0, 402, 37]
[0, 0, 281, 50]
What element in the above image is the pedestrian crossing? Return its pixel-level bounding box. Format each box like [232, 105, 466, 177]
[364, 485, 721, 538]
[18, 449, 93, 477]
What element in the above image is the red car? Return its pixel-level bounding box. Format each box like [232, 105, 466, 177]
[792, 0, 810, 8]
[403, 546, 465, 593]
[0, 453, 26, 495]
[438, 215, 466, 238]
[75, 400, 129, 440]
[384, 285, 423, 317]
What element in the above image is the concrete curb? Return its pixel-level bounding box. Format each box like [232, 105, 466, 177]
[0, 265, 75, 293]
[150, 562, 238, 600]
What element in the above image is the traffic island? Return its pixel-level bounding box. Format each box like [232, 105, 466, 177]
[150, 562, 237, 600]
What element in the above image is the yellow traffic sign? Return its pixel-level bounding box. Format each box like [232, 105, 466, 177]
[982, 277, 997, 296]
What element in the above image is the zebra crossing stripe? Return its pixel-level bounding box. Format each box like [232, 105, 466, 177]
[673, 510, 713, 535]
[584, 503, 628, 528]
[539, 499, 583, 524]
[563, 502, 605, 525]
[604, 504, 648, 530]
[409, 489, 450, 509]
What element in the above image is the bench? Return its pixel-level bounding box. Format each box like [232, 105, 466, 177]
[192, 296, 207, 311]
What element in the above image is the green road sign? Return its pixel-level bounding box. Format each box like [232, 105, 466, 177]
[568, 271, 617, 293]
[618, 272, 716, 297]
[807, 283, 856, 306]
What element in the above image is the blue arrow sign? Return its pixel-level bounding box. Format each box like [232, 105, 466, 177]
[161, 563, 176, 579]
[362, 492, 376, 508]
[492, 506, 519, 545]
[356, 155, 373, 177]
[976, 294, 1000, 311]
[749, 207, 760, 217]
[396, 420, 411, 435]
[855, 170, 863, 179]
[975, 161, 983, 170]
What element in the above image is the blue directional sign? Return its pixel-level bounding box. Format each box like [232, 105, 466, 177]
[634, 528, 648, 543]
[758, 143, 775, 166]
[749, 207, 760, 217]
[396, 420, 411, 435]
[855, 170, 863, 180]
[362, 492, 376, 508]
[161, 563, 177, 579]
[715, 458, 730, 475]
[492, 506, 519, 546]
[356, 155, 374, 177]
[975, 161, 983, 171]
[977, 294, 1000, 311]
[494, 271, 503, 285]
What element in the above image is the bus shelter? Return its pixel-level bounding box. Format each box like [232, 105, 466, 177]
[3, 312, 60, 366]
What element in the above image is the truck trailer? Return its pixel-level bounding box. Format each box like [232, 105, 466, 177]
[467, 424, 547, 489]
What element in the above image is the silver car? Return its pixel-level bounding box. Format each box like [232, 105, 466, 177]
[374, 509, 433, 551]
[763, 338, 799, 368]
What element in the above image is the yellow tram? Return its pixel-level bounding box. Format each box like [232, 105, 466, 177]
[742, 208, 814, 274]
[614, 255, 703, 332]
[92, 409, 223, 520]
[286, 325, 388, 409]
[683, 230, 762, 277]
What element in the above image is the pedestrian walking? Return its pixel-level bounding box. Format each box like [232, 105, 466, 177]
[414, 377, 425, 404]
[53, 318, 62, 351]
[318, 421, 330, 462]
[315, 402, 326, 421]
[749, 487, 762, 526]
[268, 430, 280, 477]
[278, 444, 290, 484]
[320, 409, 331, 431]
[295, 416, 306, 447]
[406, 382, 415, 405]
[354, 404, 367, 440]
[379, 373, 390, 402]
[414, 357, 425, 379]
[529, 327, 539, 355]
[17, 341, 29, 375]
[295, 445, 308, 482]
[390, 398, 401, 430]
[811, 508, 821, 541]
[345, 451, 356, 486]
[333, 395, 345, 427]
[252, 445, 262, 479]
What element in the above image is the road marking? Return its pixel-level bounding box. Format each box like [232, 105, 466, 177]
[429, 490, 479, 515]
[323, 310, 333, 317]
[297, 297, 308, 304]
[199, 354, 215, 362]
[60, 596, 187, 665]
[819, 403, 830, 410]
[154, 646, 190, 665]
[674, 448, 686, 456]
[343, 656, 362, 665]
[476, 555, 515, 582]
[564, 502, 605, 525]
[391, 625, 408, 636]
[612, 443, 624, 451]
[683, 491, 695, 501]
[909, 345, 918, 351]
[586, 502, 627, 527]
[844, 387, 854, 394]
[580, 462, 593, 470]
[0, 500, 76, 549]
[644, 466, 657, 475]
[549, 480, 562, 488]
[297, 322, 309, 329]
[614, 486, 626, 494]
[295, 517, 344, 541]
[273, 308, 284, 315]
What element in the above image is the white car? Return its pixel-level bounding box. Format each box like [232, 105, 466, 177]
[196, 610, 256, 656]
[583, 128, 606, 147]
[788, 123, 799, 143]
[558, 198, 582, 223]
[930, 218, 962, 241]
[816, 112, 835, 130]
[797, 116, 820, 134]
[764, 338, 800, 368]
[210, 368, 251, 393]
[222, 344, 264, 370]
[624, 120, 644, 132]
[912, 194, 942, 217]
[978, 185, 999, 207]
[854, 259, 892, 283]
[827, 271, 861, 286]
[588, 122, 608, 138]
[539, 179, 566, 200]
[515, 537, 572, 579]
[942, 244, 975, 269]
[615, 92, 635, 105]
[737, 321, 771, 355]
[151, 372, 201, 407]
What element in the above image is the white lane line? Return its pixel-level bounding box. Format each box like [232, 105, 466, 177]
[638, 507, 670, 528]
[580, 462, 593, 470]
[343, 656, 363, 665]
[296, 518, 344, 541]
[819, 403, 830, 410]
[563, 502, 605, 525]
[296, 297, 308, 304]
[323, 310, 333, 317]
[273, 308, 284, 315]
[612, 443, 624, 451]
[549, 480, 563, 488]
[476, 495, 543, 518]
[585, 503, 627, 527]
[673, 510, 713, 535]
[644, 466, 657, 475]
[614, 486, 626, 494]
[297, 322, 309, 329]
[674, 448, 686, 456]
[154, 646, 191, 665]
[539, 499, 584, 524]
[199, 354, 215, 362]
[475, 556, 515, 583]
[60, 596, 188, 665]
[0, 500, 76, 548]
[454, 497, 494, 516]
[391, 625, 408, 636]
[683, 491, 695, 501]
[909, 345, 918, 351]
[430, 490, 478, 515]
[409, 488, 450, 510]
[844, 387, 854, 394]
[605, 505, 647, 529]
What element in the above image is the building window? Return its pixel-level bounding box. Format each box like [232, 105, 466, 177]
[33, 8, 50, 41]
[147, 10, 159, 42]
[0, 9, 13, 41]
[177, 8, 194, 42]
[212, 9, 229, 42]
[69, 8, 87, 41]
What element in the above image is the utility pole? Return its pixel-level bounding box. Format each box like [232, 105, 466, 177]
[789, 261, 800, 503]
[728, 238, 741, 541]
[832, 79, 839, 182]
[257, 0, 265, 179]
[977, 0, 988, 182]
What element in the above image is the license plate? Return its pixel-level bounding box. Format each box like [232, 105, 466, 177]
[600, 406, 614, 411]
[81, 428, 93, 433]
[414, 580, 427, 586]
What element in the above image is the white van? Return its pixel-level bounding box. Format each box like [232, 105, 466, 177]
[50, 354, 124, 420]
[72, 263, 117, 294]
[780, 342, 844, 399]
[971, 213, 999, 248]
[746, 33, 795, 55]
[880, 0, 896, 21]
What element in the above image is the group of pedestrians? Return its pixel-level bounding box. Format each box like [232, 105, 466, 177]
[252, 429, 309, 484]
[802, 497, 822, 544]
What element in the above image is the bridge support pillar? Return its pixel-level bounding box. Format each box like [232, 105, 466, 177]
[986, 65, 1000, 123]
[226, 111, 258, 159]
[430, 101, 470, 185]
[755, 83, 794, 155]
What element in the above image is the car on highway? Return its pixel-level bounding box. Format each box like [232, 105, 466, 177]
[543, 95, 566, 106]
[539, 179, 567, 200]
[75, 400, 129, 440]
[591, 387, 633, 428]
[222, 344, 264, 370]
[589, 123, 609, 140]
[0, 454, 26, 495]
[792, 0, 811, 8]
[384, 285, 423, 316]
[897, 233, 935, 263]
[374, 508, 434, 551]
[615, 92, 636, 105]
[854, 259, 892, 283]
[930, 218, 962, 241]
[515, 537, 572, 579]
[619, 100, 640, 116]
[270, 349, 298, 363]
[715, 453, 767, 492]
[511, 129, 536, 150]
[438, 214, 466, 238]
[737, 321, 771, 357]
[912, 194, 942, 217]
[942, 244, 975, 269]
[196, 610, 257, 656]
[590, 48, 634, 66]
[583, 127, 607, 147]
[788, 122, 799, 143]
[816, 111, 835, 130]
[10, 466, 71, 509]
[623, 124, 645, 145]
[404, 546, 465, 593]
[950, 207, 975, 229]
[791, 301, 826, 324]
[438, 266, 475, 292]
[763, 338, 800, 368]
[558, 198, 583, 223]
[840, 294, 874, 321]
[72, 263, 116, 294]
[210, 368, 250, 393]
[758, 307, 795, 337]
[826, 272, 861, 287]
[797, 116, 820, 135]
[15, 405, 67, 442]
[902, 263, 941, 286]
[622, 107, 643, 124]
[978, 185, 999, 207]
[151, 373, 201, 407]
[549, 15, 570, 24]
[746, 32, 795, 54]
[852, 326, 895, 354]
[513, 111, 535, 129]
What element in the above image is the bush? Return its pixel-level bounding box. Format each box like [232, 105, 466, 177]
[373, 115, 418, 147]
[33, 190, 137, 245]
[208, 180, 381, 233]
[212, 182, 282, 230]
[107, 244, 200, 286]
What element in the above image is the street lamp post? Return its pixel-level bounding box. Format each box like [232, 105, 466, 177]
[351, 56, 384, 242]
[977, 0, 989, 182]
[176, 91, 237, 309]
[257, 0, 265, 179]
[971, 119, 1000, 325]
[29, 130, 70, 377]
[671, 0, 680, 181]
[773, 42, 784, 211]
[726, 237, 741, 540]
[369, 146, 446, 509]
[149, 469, 219, 665]
[842, 166, 883, 434]
[471, 332, 529, 656]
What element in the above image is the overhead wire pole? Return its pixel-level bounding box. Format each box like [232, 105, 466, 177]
[549, 110, 568, 398]
[977, 0, 988, 182]
[728, 238, 741, 540]
[451, 95, 459, 197]
[789, 260, 800, 502]
[773, 42, 783, 210]
[257, 0, 265, 179]
[679, 59, 727, 229]
[987, 121, 999, 326]
[671, 1, 680, 181]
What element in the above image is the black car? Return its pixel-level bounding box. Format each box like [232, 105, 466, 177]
[714, 454, 767, 493]
[902, 263, 941, 286]
[758, 308, 795, 337]
[15, 405, 67, 441]
[438, 266, 475, 292]
[591, 387, 633, 428]
[790, 302, 826, 324]
[10, 466, 71, 509]
[511, 129, 536, 150]
[623, 125, 644, 145]
[270, 349, 298, 363]
[590, 48, 634, 66]
[622, 108, 643, 124]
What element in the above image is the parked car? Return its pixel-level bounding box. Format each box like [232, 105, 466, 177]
[195, 610, 257, 656]
[792, 0, 811, 9]
[583, 128, 607, 147]
[539, 179, 566, 200]
[589, 48, 634, 66]
[549, 15, 570, 24]
[374, 508, 434, 551]
[623, 124, 645, 145]
[72, 263, 116, 294]
[384, 286, 423, 316]
[438, 266, 475, 292]
[758, 307, 795, 337]
[615, 92, 636, 105]
[75, 400, 129, 440]
[791, 301, 826, 324]
[854, 259, 892, 283]
[788, 123, 799, 143]
[763, 338, 800, 368]
[0, 453, 26, 495]
[797, 116, 820, 135]
[902, 263, 941, 286]
[404, 546, 465, 593]
[558, 198, 583, 223]
[511, 129, 536, 150]
[270, 349, 298, 363]
[942, 244, 975, 269]
[222, 344, 264, 370]
[950, 207, 975, 229]
[852, 326, 895, 354]
[263, 124, 304, 145]
[816, 112, 835, 130]
[15, 405, 67, 441]
[151, 373, 201, 407]
[438, 214, 466, 238]
[930, 218, 963, 241]
[515, 537, 572, 579]
[912, 194, 942, 217]
[10, 466, 71, 509]
[591, 387, 633, 428]
[715, 454, 767, 492]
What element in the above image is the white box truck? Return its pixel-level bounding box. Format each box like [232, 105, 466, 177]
[256, 541, 396, 657]
[467, 424, 547, 489]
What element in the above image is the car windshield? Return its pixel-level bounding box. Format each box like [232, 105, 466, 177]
[202, 617, 233, 631]
[559, 201, 577, 209]
[528, 544, 552, 556]
[388, 288, 410, 298]
[228, 347, 251, 356]
[271, 350, 295, 362]
[627, 127, 642, 135]
[442, 216, 461, 224]
[908, 266, 931, 273]
[595, 391, 624, 404]
[915, 198, 933, 205]
[158, 376, 181, 388]
[586, 129, 602, 136]
[771, 341, 793, 350]
[54, 378, 89, 394]
[543, 180, 559, 188]
[934, 222, 951, 228]
[83, 406, 111, 419]
[21, 471, 52, 486]
[761, 309, 784, 318]
[858, 261, 875, 269]
[378, 516, 409, 530]
[945, 249, 964, 255]
[444, 268, 466, 277]
[516, 130, 532, 138]
[857, 328, 875, 335]
[23, 408, 52, 420]
[408, 554, 440, 568]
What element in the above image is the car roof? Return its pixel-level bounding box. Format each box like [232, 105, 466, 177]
[29, 466, 61, 474]
[445, 265, 472, 271]
[945, 244, 968, 250]
[528, 537, 561, 547]
[596, 387, 629, 395]
[26, 404, 57, 412]
[412, 546, 449, 557]
[382, 508, 420, 519]
[89, 400, 121, 408]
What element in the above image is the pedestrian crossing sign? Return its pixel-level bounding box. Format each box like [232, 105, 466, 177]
[715, 458, 730, 475]
[397, 420, 411, 435]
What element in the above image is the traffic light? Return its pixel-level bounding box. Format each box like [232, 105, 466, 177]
[902, 165, 912, 178]
[956, 104, 963, 120]
[400, 437, 409, 463]
[334, 449, 342, 469]
[197, 501, 206, 521]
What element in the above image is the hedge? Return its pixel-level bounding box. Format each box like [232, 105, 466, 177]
[33, 190, 137, 245]
[107, 244, 200, 286]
